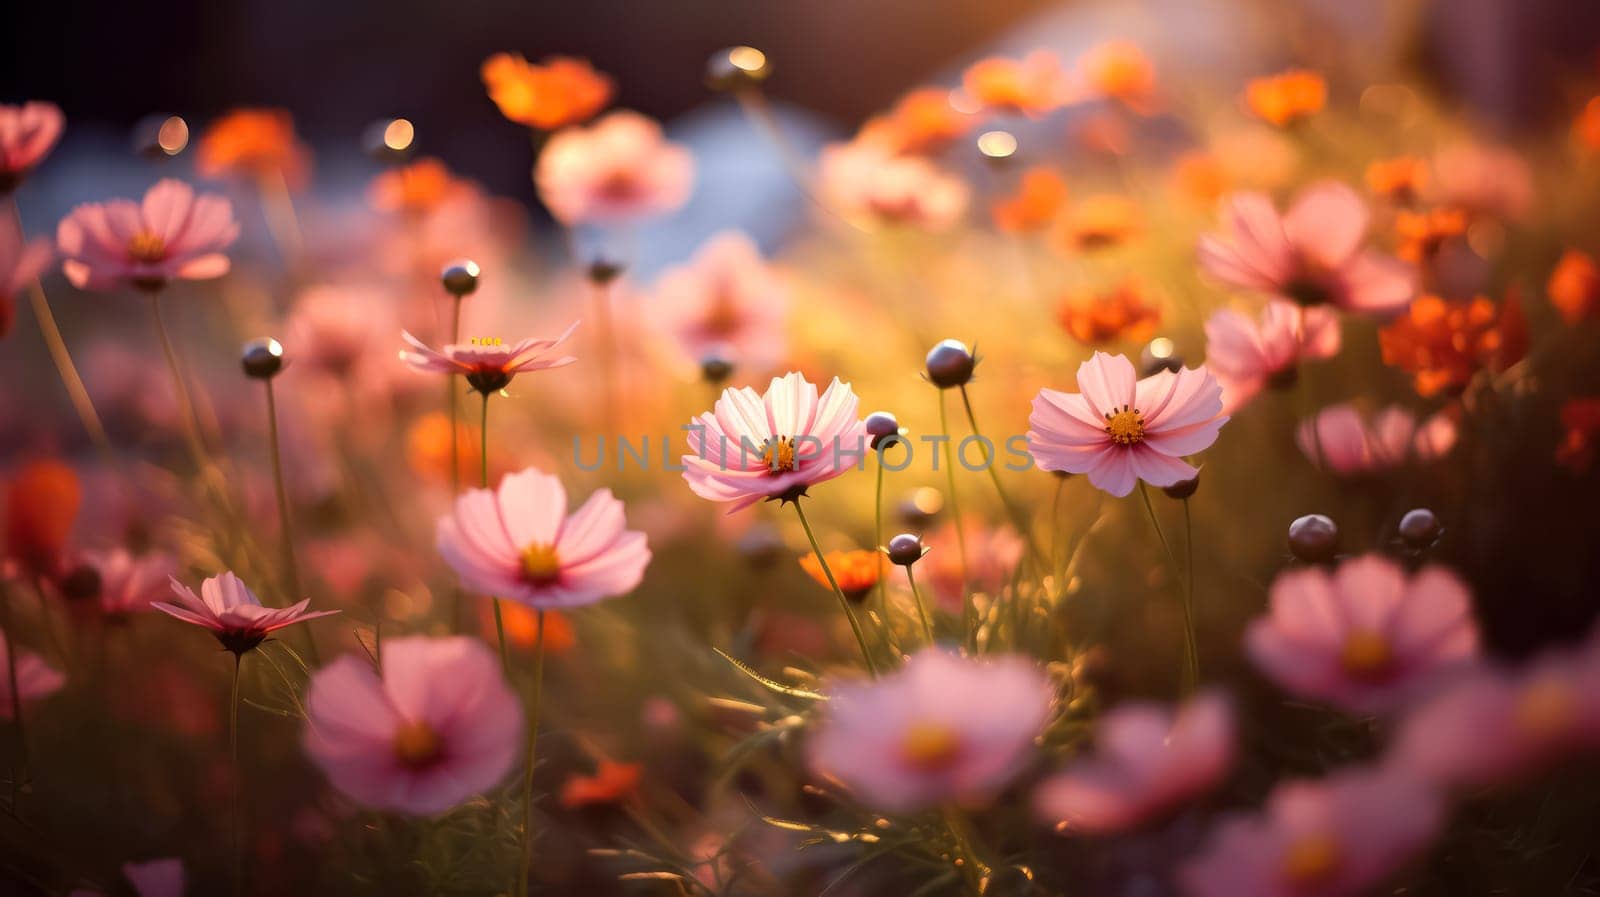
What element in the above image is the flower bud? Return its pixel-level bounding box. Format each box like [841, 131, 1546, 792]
[705, 46, 771, 93]
[1162, 470, 1200, 499]
[241, 338, 285, 380]
[587, 258, 625, 285]
[924, 339, 976, 389]
[1287, 514, 1339, 563]
[864, 411, 902, 450]
[132, 114, 189, 159]
[364, 117, 415, 164]
[441, 259, 481, 297]
[700, 354, 734, 385]
[1140, 337, 1181, 376]
[1398, 508, 1442, 551]
[885, 533, 927, 566]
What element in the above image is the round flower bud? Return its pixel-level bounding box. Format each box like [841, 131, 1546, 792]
[705, 46, 771, 93]
[132, 114, 189, 159]
[363, 117, 416, 164]
[700, 354, 735, 385]
[56, 564, 102, 601]
[924, 339, 976, 389]
[440, 259, 481, 297]
[1398, 508, 1442, 551]
[1287, 514, 1339, 563]
[1162, 470, 1200, 500]
[1140, 337, 1182, 376]
[864, 411, 902, 450]
[587, 258, 625, 285]
[885, 533, 926, 567]
[241, 338, 285, 380]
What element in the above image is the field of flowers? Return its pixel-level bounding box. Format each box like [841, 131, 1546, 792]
[3, 24, 1600, 897]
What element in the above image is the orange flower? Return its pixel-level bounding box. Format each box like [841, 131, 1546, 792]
[488, 602, 576, 654]
[1078, 41, 1156, 112]
[1556, 398, 1600, 473]
[1171, 151, 1228, 205]
[991, 167, 1068, 233]
[798, 549, 880, 602]
[1055, 279, 1161, 345]
[404, 411, 480, 484]
[1366, 156, 1429, 204]
[1244, 70, 1326, 127]
[560, 759, 642, 809]
[197, 108, 311, 189]
[1548, 249, 1600, 325]
[4, 459, 81, 578]
[1394, 208, 1468, 265]
[1573, 97, 1600, 153]
[369, 157, 470, 215]
[1378, 292, 1527, 397]
[858, 87, 976, 156]
[482, 53, 612, 130]
[1055, 194, 1141, 252]
[962, 51, 1068, 117]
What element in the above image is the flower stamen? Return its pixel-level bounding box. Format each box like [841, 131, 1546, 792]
[899, 721, 963, 772]
[128, 230, 168, 263]
[393, 720, 443, 769]
[1104, 405, 1145, 446]
[520, 542, 562, 585]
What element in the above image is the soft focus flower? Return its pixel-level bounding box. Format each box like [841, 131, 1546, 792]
[1180, 767, 1443, 897]
[1027, 351, 1228, 497]
[1244, 69, 1326, 127]
[1055, 279, 1162, 346]
[404, 412, 480, 485]
[0, 630, 66, 717]
[1573, 96, 1600, 153]
[1365, 156, 1428, 204]
[649, 232, 787, 373]
[0, 209, 51, 338]
[681, 371, 868, 512]
[196, 108, 311, 189]
[436, 467, 650, 609]
[798, 549, 879, 601]
[1035, 692, 1233, 834]
[858, 87, 976, 156]
[1393, 207, 1467, 265]
[399, 323, 578, 395]
[807, 648, 1053, 812]
[1171, 152, 1228, 206]
[68, 858, 184, 897]
[4, 459, 81, 579]
[1548, 249, 1600, 325]
[481, 53, 612, 130]
[1430, 144, 1533, 221]
[991, 167, 1068, 233]
[153, 571, 338, 655]
[1078, 41, 1157, 112]
[56, 179, 239, 292]
[1378, 292, 1526, 397]
[487, 602, 577, 654]
[961, 51, 1069, 117]
[1203, 301, 1340, 413]
[1556, 398, 1600, 474]
[560, 759, 643, 809]
[1247, 555, 1478, 715]
[304, 636, 523, 815]
[285, 284, 395, 381]
[1295, 403, 1457, 474]
[924, 519, 1023, 613]
[368, 157, 471, 216]
[1055, 194, 1141, 252]
[0, 101, 64, 193]
[819, 139, 968, 230]
[1198, 182, 1414, 314]
[535, 111, 693, 225]
[82, 548, 176, 617]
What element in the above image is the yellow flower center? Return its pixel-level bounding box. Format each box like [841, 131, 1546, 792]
[127, 230, 168, 263]
[1103, 406, 1145, 446]
[1339, 630, 1393, 680]
[899, 721, 963, 772]
[520, 542, 562, 585]
[762, 436, 798, 473]
[1280, 833, 1342, 886]
[392, 720, 442, 769]
[1514, 677, 1577, 739]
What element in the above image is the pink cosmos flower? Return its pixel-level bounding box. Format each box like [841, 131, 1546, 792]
[1246, 555, 1478, 715]
[1197, 181, 1414, 315]
[819, 139, 969, 230]
[1180, 766, 1444, 897]
[1035, 691, 1234, 835]
[1203, 301, 1341, 413]
[152, 571, 338, 655]
[68, 858, 185, 897]
[1390, 628, 1600, 791]
[0, 630, 66, 717]
[56, 179, 239, 292]
[399, 323, 578, 395]
[81, 548, 177, 616]
[807, 648, 1053, 813]
[0, 102, 64, 193]
[436, 466, 650, 609]
[1, 210, 51, 338]
[286, 284, 395, 380]
[1430, 144, 1533, 221]
[535, 111, 693, 225]
[1027, 351, 1228, 497]
[303, 636, 522, 815]
[649, 231, 788, 373]
[681, 371, 868, 512]
[924, 518, 1025, 614]
[1296, 403, 1457, 475]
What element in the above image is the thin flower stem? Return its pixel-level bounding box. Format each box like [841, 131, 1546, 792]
[1182, 497, 1199, 688]
[733, 87, 846, 224]
[957, 384, 1045, 565]
[148, 291, 211, 473]
[1, 583, 29, 811]
[481, 392, 512, 676]
[592, 278, 618, 439]
[27, 282, 113, 462]
[448, 294, 463, 634]
[903, 565, 936, 646]
[793, 501, 878, 676]
[1137, 483, 1197, 694]
[264, 381, 319, 667]
[229, 652, 243, 897]
[937, 392, 972, 652]
[873, 462, 886, 614]
[941, 805, 990, 894]
[515, 611, 546, 897]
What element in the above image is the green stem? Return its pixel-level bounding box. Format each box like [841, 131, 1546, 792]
[1138, 483, 1197, 694]
[937, 392, 972, 652]
[230, 652, 243, 897]
[873, 462, 886, 614]
[1, 583, 29, 810]
[481, 391, 512, 677]
[904, 566, 936, 646]
[793, 501, 877, 676]
[448, 294, 463, 634]
[957, 385, 1045, 565]
[515, 611, 546, 897]
[148, 291, 210, 473]
[264, 381, 319, 665]
[1182, 497, 1199, 689]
